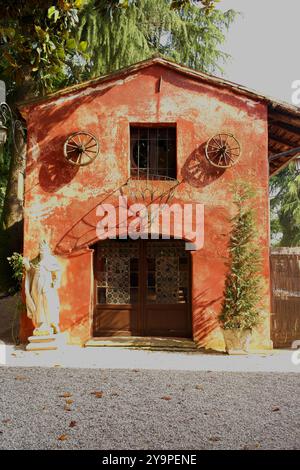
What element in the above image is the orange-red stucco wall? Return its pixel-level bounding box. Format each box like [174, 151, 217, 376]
[20, 64, 271, 349]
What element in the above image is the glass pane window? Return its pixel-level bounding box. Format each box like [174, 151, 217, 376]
[96, 241, 139, 305]
[130, 126, 176, 179]
[146, 242, 188, 304]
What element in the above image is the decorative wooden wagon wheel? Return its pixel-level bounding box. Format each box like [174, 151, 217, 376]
[205, 133, 241, 168]
[63, 131, 99, 166]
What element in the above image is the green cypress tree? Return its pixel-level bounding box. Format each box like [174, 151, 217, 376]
[219, 184, 263, 331]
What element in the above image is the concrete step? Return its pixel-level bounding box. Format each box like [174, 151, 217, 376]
[26, 343, 58, 351]
[26, 332, 67, 351]
[28, 335, 57, 343]
[85, 336, 197, 351]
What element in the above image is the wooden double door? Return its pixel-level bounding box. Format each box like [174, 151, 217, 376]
[93, 239, 191, 337]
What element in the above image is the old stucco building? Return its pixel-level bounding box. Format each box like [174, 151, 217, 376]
[18, 58, 300, 350]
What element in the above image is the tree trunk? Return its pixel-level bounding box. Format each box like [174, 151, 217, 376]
[0, 139, 26, 291]
[0, 77, 37, 292]
[0, 103, 27, 291]
[1, 132, 26, 250]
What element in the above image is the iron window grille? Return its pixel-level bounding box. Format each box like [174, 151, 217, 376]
[130, 126, 176, 179]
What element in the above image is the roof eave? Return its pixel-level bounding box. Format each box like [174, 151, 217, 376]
[17, 57, 274, 112]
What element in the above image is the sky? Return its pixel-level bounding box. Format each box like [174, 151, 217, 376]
[218, 0, 300, 104]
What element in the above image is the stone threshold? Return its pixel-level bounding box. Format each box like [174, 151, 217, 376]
[84, 336, 198, 351]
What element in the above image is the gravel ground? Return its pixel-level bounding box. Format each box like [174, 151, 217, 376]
[0, 367, 299, 450]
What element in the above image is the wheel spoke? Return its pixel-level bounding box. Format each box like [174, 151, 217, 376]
[225, 151, 234, 163]
[84, 136, 94, 146]
[67, 143, 80, 149]
[83, 151, 94, 160]
[223, 154, 229, 166]
[207, 151, 220, 157]
[85, 143, 97, 150]
[70, 137, 80, 147]
[66, 152, 79, 160]
[212, 138, 222, 148]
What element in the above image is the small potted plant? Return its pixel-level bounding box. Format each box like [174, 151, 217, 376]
[219, 183, 263, 354]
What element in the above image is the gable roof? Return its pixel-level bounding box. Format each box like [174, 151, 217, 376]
[18, 57, 300, 175]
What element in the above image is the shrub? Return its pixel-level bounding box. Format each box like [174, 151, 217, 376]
[219, 183, 263, 331]
[7, 252, 24, 292]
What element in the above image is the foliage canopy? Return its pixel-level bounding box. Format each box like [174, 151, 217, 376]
[78, 0, 236, 78]
[270, 162, 300, 247]
[0, 0, 90, 96]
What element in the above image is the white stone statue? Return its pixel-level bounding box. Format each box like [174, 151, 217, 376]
[23, 240, 61, 336]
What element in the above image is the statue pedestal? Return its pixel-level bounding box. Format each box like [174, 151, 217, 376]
[26, 332, 67, 351]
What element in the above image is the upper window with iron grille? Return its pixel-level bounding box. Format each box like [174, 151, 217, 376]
[130, 126, 176, 179]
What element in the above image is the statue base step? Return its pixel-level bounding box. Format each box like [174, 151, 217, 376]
[26, 332, 67, 351]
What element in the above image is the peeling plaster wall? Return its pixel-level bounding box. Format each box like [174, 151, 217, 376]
[21, 64, 271, 349]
